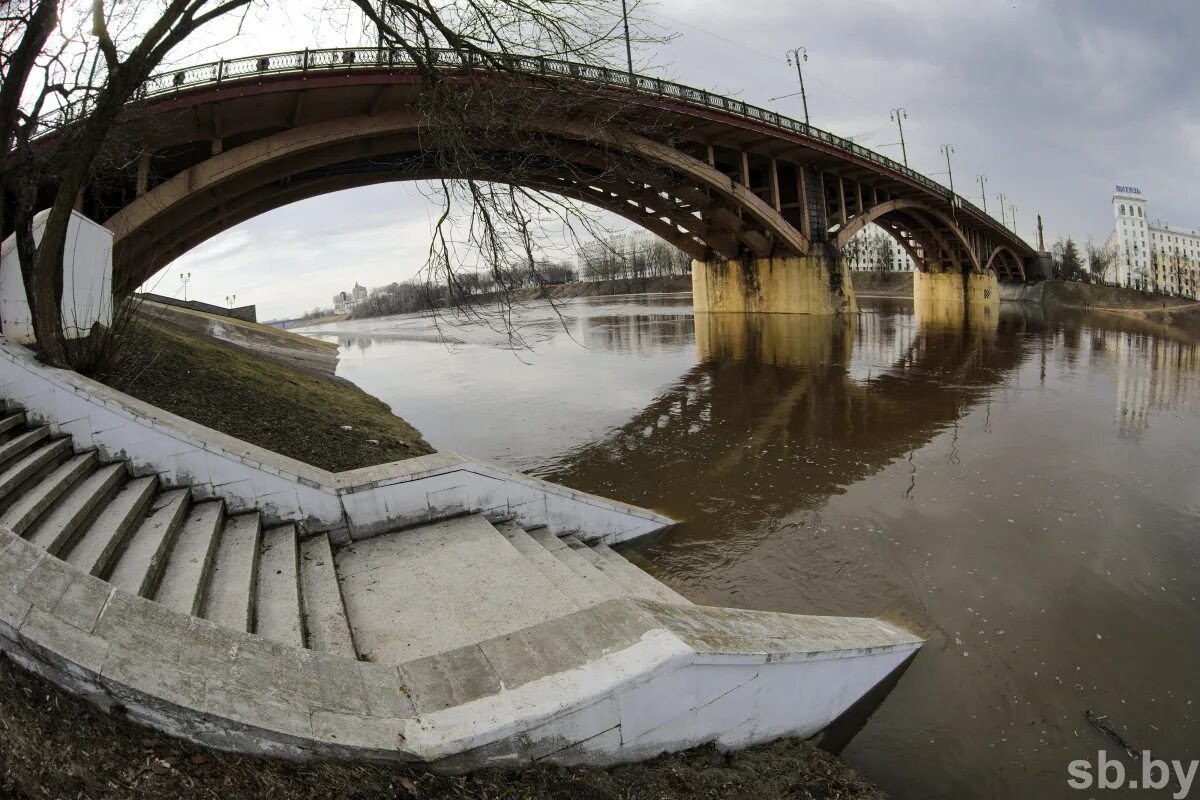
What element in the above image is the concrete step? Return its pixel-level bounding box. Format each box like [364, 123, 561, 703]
[255, 524, 304, 648]
[1, 452, 96, 536]
[334, 515, 580, 663]
[25, 462, 125, 556]
[0, 438, 71, 507]
[299, 534, 357, 658]
[563, 535, 662, 603]
[106, 488, 190, 596]
[0, 411, 27, 438]
[527, 527, 625, 602]
[153, 500, 224, 617]
[0, 426, 49, 472]
[202, 513, 261, 633]
[64, 476, 158, 576]
[494, 520, 602, 610]
[592, 542, 693, 605]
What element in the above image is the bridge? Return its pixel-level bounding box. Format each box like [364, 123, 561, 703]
[25, 47, 1037, 315]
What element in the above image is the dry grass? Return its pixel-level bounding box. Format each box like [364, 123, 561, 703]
[103, 318, 433, 473]
[0, 653, 887, 800]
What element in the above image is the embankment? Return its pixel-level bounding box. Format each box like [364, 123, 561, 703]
[851, 271, 913, 298]
[103, 304, 433, 471]
[1002, 280, 1200, 340]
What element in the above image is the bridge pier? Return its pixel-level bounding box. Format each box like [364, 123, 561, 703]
[913, 268, 1000, 329]
[691, 251, 857, 315]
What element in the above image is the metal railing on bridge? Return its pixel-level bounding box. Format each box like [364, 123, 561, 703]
[32, 46, 1008, 240]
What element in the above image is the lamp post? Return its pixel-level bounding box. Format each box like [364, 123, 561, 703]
[1009, 205, 1019, 234]
[785, 47, 810, 126]
[889, 108, 908, 168]
[180, 272, 191, 302]
[977, 174, 988, 213]
[226, 294, 237, 309]
[939, 144, 956, 199]
[996, 193, 1008, 227]
[620, 0, 634, 84]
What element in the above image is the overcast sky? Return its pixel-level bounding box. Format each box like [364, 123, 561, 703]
[144, 0, 1200, 320]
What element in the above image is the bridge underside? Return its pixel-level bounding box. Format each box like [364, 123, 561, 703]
[18, 66, 1035, 313]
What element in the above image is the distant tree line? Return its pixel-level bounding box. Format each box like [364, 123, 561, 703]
[348, 259, 579, 319]
[342, 235, 693, 320]
[577, 236, 691, 282]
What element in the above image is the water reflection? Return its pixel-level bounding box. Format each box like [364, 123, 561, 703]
[298, 298, 1200, 800]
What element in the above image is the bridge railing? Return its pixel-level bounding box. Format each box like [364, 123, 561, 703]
[32, 46, 1010, 241]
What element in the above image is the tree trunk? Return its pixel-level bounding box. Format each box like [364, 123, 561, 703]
[21, 91, 131, 366]
[0, 0, 59, 242]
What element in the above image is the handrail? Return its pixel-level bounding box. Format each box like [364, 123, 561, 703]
[31, 46, 1023, 247]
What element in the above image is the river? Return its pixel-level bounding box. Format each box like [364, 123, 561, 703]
[297, 294, 1200, 799]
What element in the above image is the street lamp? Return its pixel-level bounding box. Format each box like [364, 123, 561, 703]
[977, 175, 988, 213]
[226, 294, 237, 309]
[889, 108, 909, 168]
[939, 144, 956, 200]
[996, 193, 1008, 227]
[785, 47, 810, 126]
[180, 272, 191, 302]
[1009, 205, 1019, 234]
[620, 0, 634, 84]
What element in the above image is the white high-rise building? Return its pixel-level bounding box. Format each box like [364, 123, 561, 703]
[1104, 186, 1199, 296]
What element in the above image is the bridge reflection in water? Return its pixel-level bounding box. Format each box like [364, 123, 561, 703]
[551, 302, 1020, 622]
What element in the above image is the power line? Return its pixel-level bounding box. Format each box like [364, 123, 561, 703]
[651, 11, 865, 106]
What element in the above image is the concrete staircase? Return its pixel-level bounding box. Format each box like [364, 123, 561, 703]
[0, 398, 923, 771]
[0, 407, 689, 665]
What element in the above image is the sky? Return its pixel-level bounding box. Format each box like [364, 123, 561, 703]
[138, 0, 1200, 320]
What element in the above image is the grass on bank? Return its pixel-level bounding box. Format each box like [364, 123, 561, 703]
[0, 654, 886, 800]
[104, 318, 433, 473]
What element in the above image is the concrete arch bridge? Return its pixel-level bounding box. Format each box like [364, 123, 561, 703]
[23, 47, 1037, 314]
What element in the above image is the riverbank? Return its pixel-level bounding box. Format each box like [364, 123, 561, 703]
[850, 271, 913, 297]
[1004, 279, 1200, 341]
[0, 651, 886, 799]
[103, 304, 433, 471]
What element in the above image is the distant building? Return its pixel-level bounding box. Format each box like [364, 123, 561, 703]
[1104, 186, 1199, 296]
[844, 223, 917, 272]
[332, 282, 369, 313]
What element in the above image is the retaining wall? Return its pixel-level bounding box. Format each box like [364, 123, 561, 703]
[139, 293, 258, 323]
[0, 525, 921, 770]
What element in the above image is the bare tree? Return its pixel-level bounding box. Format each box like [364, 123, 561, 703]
[8, 0, 667, 366]
[840, 227, 894, 272]
[5, 0, 261, 367]
[1085, 238, 1115, 285]
[340, 0, 671, 340]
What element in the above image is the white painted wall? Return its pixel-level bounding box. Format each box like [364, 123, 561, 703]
[0, 210, 114, 343]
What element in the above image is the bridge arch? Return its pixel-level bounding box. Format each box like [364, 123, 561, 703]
[984, 245, 1026, 281]
[105, 109, 811, 292]
[833, 198, 981, 274]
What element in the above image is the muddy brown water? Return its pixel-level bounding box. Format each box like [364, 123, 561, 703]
[298, 295, 1200, 799]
